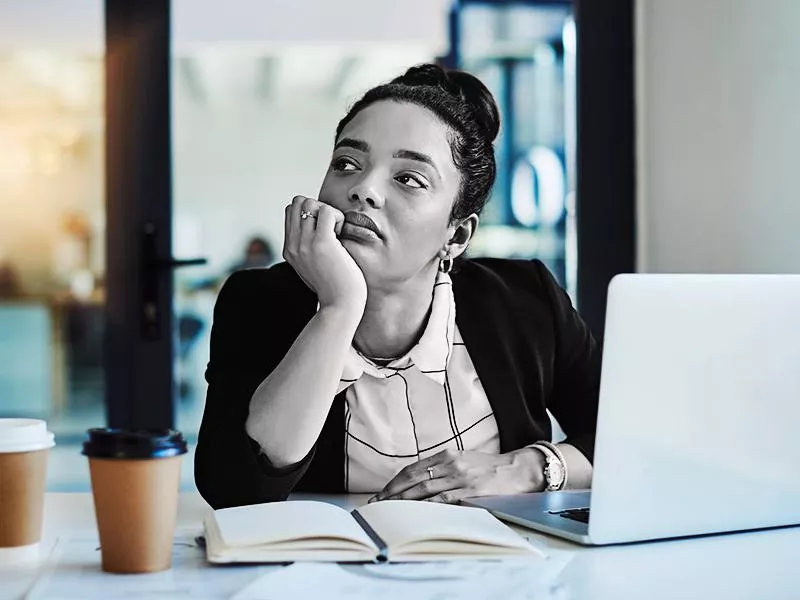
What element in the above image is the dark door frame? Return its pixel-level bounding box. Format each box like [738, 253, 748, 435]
[574, 0, 636, 342]
[105, 0, 175, 429]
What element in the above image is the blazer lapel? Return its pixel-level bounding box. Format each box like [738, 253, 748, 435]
[453, 269, 536, 453]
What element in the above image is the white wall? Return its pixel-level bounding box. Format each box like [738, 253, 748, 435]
[172, 95, 344, 274]
[636, 0, 800, 274]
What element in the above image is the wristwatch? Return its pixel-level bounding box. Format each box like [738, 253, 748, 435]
[530, 443, 566, 491]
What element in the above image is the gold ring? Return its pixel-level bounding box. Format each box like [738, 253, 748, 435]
[427, 466, 434, 481]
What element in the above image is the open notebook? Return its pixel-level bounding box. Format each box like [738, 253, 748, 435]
[203, 499, 544, 563]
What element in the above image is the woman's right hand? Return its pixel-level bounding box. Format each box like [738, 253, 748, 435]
[283, 195, 368, 311]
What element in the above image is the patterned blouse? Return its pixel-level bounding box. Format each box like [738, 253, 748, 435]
[337, 271, 500, 493]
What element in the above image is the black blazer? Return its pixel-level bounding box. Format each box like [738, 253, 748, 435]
[195, 258, 601, 509]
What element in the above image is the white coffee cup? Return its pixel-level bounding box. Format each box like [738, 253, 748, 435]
[0, 419, 55, 551]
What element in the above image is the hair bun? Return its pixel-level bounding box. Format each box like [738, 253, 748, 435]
[392, 64, 500, 142]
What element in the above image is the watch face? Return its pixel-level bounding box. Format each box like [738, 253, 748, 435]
[544, 459, 565, 489]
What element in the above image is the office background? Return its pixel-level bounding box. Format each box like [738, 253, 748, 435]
[0, 0, 797, 492]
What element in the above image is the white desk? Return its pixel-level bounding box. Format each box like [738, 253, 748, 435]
[2, 493, 799, 600]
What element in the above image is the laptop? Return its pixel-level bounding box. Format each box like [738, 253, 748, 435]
[463, 274, 800, 545]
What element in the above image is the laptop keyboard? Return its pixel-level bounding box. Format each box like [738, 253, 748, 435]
[554, 508, 590, 524]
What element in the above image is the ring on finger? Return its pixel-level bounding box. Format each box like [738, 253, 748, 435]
[427, 466, 435, 481]
[300, 210, 316, 220]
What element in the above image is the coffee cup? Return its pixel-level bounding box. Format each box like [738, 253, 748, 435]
[82, 428, 187, 574]
[0, 419, 55, 549]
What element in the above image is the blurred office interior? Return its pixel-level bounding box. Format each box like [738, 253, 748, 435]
[0, 0, 578, 491]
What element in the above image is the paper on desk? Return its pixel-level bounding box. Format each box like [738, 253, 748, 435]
[23, 532, 276, 600]
[231, 554, 573, 600]
[23, 532, 573, 600]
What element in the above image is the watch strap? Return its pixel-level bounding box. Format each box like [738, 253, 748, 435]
[536, 441, 569, 490]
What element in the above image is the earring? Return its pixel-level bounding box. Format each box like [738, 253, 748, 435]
[438, 251, 453, 275]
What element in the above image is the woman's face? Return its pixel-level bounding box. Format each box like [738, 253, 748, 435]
[318, 100, 462, 286]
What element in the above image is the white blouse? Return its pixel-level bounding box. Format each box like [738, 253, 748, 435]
[337, 271, 500, 493]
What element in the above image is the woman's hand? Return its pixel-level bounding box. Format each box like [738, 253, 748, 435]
[283, 195, 367, 311]
[368, 448, 547, 505]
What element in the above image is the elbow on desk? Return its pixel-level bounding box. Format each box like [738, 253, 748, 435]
[194, 426, 300, 509]
[193, 427, 257, 510]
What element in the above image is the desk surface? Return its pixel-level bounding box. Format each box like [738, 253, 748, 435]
[2, 493, 799, 600]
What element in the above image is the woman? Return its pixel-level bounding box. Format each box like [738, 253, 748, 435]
[195, 64, 600, 510]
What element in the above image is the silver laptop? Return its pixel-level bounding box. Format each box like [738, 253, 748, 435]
[463, 274, 800, 545]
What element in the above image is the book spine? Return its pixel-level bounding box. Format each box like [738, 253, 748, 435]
[351, 509, 389, 563]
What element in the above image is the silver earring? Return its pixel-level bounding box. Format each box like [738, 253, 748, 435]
[439, 253, 453, 274]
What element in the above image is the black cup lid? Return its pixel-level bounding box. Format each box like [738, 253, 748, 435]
[82, 428, 188, 459]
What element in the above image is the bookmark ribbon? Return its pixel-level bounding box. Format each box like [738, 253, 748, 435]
[351, 509, 389, 563]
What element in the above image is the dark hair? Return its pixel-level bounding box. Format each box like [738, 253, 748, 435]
[335, 63, 500, 222]
[245, 236, 274, 260]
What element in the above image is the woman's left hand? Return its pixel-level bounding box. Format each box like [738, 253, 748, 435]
[368, 448, 547, 504]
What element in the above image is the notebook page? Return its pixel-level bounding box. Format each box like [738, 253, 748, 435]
[356, 500, 533, 553]
[213, 500, 376, 550]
